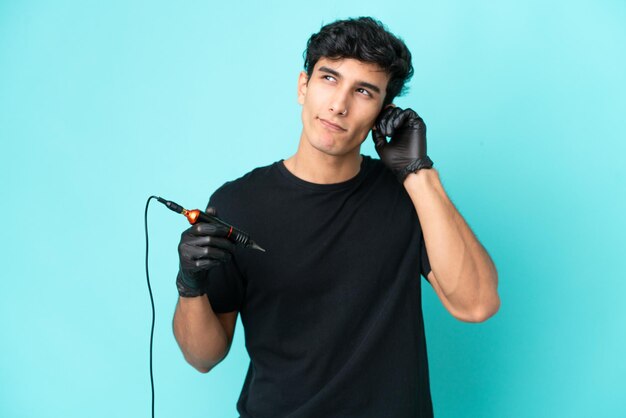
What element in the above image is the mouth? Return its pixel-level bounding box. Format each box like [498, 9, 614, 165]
[318, 117, 347, 132]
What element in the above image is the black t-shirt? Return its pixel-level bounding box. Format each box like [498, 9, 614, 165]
[206, 155, 434, 418]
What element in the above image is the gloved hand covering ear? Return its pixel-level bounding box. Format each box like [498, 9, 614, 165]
[372, 106, 434, 183]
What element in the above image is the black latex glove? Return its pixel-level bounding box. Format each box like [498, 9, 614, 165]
[176, 206, 235, 297]
[372, 106, 434, 183]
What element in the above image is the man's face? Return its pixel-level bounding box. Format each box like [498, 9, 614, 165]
[297, 57, 390, 158]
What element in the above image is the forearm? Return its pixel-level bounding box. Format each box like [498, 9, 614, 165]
[404, 168, 499, 319]
[173, 295, 228, 373]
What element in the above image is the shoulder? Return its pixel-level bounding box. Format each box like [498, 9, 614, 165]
[211, 162, 277, 199]
[208, 161, 281, 217]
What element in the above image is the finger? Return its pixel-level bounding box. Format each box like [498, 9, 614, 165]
[384, 107, 403, 134]
[372, 128, 387, 149]
[191, 222, 230, 237]
[375, 106, 395, 134]
[376, 103, 396, 127]
[204, 246, 233, 261]
[391, 109, 417, 131]
[205, 205, 218, 216]
[188, 258, 224, 271]
[378, 107, 400, 136]
[180, 243, 210, 261]
[180, 243, 232, 262]
[394, 108, 424, 131]
[184, 235, 236, 252]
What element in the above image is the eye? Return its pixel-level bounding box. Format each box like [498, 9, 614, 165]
[322, 75, 336, 82]
[356, 88, 371, 97]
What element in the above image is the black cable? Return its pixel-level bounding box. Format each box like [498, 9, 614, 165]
[145, 195, 158, 418]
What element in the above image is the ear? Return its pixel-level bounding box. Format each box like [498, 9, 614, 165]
[297, 71, 309, 105]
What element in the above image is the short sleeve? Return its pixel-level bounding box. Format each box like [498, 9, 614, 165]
[205, 259, 245, 313]
[419, 232, 432, 282]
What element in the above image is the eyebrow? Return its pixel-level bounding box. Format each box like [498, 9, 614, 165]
[318, 66, 382, 95]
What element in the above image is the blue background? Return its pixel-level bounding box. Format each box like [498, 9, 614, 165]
[1, 1, 625, 417]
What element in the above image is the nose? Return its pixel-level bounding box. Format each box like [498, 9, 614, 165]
[329, 89, 349, 116]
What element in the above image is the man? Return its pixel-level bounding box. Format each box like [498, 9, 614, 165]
[173, 17, 500, 418]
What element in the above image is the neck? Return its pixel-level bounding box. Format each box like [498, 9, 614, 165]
[283, 140, 363, 184]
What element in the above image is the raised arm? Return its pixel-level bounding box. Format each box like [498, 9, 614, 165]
[405, 169, 499, 322]
[373, 106, 500, 322]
